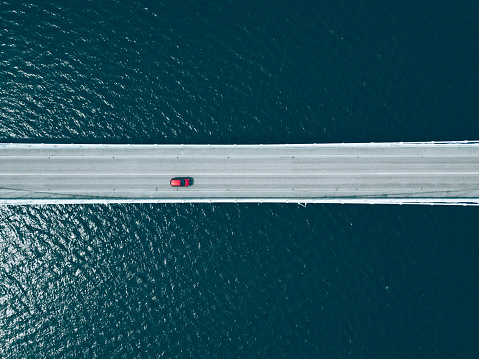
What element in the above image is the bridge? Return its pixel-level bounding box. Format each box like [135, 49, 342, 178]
[1, 141, 478, 205]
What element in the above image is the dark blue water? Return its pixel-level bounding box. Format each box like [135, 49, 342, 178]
[1, 1, 479, 357]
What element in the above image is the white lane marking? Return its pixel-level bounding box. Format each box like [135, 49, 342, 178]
[1, 172, 479, 176]
[1, 154, 479, 158]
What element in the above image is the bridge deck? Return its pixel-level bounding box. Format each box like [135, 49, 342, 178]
[1, 142, 478, 205]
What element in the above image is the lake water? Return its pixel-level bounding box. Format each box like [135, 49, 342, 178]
[1, 0, 479, 357]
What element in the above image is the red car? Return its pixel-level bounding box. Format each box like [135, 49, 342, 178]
[170, 177, 192, 187]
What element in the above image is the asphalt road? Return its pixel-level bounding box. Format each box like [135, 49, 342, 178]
[1, 142, 478, 204]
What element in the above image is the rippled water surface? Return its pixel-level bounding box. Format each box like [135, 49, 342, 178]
[1, 1, 479, 357]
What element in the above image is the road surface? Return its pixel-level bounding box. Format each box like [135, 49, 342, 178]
[1, 142, 478, 205]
